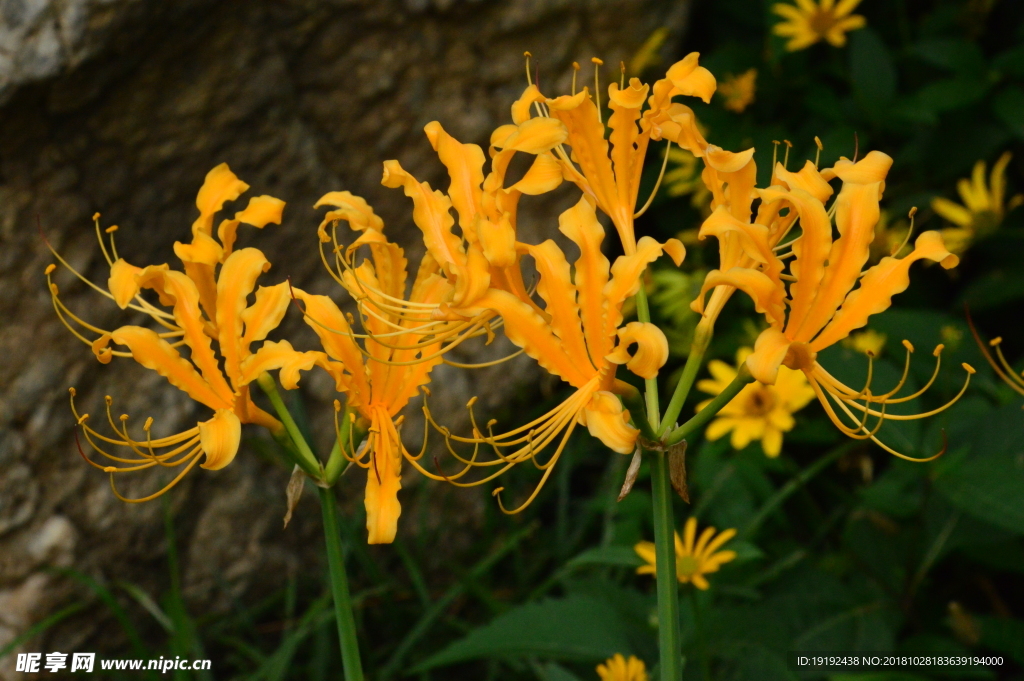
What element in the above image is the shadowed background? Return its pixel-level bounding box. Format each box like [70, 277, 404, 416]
[0, 0, 690, 676]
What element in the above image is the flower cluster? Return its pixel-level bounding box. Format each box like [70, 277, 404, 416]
[48, 50, 971, 543]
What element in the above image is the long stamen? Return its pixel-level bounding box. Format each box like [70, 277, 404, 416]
[814, 136, 823, 169]
[592, 57, 604, 124]
[571, 61, 580, 95]
[635, 140, 673, 218]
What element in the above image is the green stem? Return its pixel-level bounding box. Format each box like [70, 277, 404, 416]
[633, 285, 661, 429]
[649, 448, 681, 681]
[658, 318, 713, 437]
[689, 588, 710, 681]
[665, 367, 753, 446]
[319, 486, 365, 681]
[256, 372, 322, 479]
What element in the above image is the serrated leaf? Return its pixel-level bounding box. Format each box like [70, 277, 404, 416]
[412, 596, 634, 671]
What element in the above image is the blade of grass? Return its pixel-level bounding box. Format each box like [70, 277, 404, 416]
[380, 522, 539, 680]
[0, 601, 89, 660]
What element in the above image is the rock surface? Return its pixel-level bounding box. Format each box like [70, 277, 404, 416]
[0, 0, 689, 672]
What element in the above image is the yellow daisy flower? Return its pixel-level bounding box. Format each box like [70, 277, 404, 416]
[843, 329, 887, 356]
[931, 152, 1023, 254]
[635, 517, 737, 590]
[772, 0, 866, 52]
[696, 348, 815, 457]
[718, 68, 757, 113]
[597, 654, 649, 681]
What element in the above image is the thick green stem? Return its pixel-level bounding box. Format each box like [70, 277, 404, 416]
[319, 487, 365, 681]
[658, 318, 714, 437]
[256, 372, 322, 479]
[649, 448, 682, 681]
[689, 588, 710, 681]
[633, 285, 661, 429]
[665, 367, 753, 446]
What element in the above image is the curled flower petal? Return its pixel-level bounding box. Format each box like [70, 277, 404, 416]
[198, 409, 242, 470]
[108, 259, 144, 309]
[582, 391, 639, 454]
[665, 52, 717, 103]
[606, 322, 669, 379]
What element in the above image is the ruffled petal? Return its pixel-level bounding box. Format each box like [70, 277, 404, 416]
[108, 258, 144, 309]
[812, 231, 959, 350]
[665, 52, 717, 103]
[110, 325, 232, 410]
[192, 163, 249, 237]
[746, 327, 792, 385]
[216, 248, 271, 388]
[424, 121, 485, 236]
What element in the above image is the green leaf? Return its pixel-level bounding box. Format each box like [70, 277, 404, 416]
[916, 78, 989, 113]
[412, 596, 635, 671]
[911, 39, 986, 75]
[566, 546, 644, 570]
[978, 616, 1024, 664]
[993, 86, 1024, 140]
[993, 45, 1024, 78]
[934, 403, 1024, 534]
[850, 28, 896, 113]
[533, 661, 585, 681]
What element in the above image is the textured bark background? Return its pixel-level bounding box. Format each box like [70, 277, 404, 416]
[0, 0, 690, 673]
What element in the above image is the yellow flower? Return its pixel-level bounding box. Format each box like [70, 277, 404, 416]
[718, 69, 757, 113]
[692, 151, 976, 460]
[425, 197, 684, 512]
[843, 329, 887, 356]
[252, 195, 455, 544]
[597, 654, 649, 681]
[772, 0, 866, 51]
[538, 52, 716, 253]
[931, 152, 1022, 254]
[697, 349, 815, 457]
[45, 164, 289, 501]
[635, 517, 737, 590]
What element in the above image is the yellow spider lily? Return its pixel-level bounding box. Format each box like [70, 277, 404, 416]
[254, 197, 454, 544]
[597, 654, 649, 681]
[422, 197, 684, 512]
[324, 91, 570, 347]
[530, 52, 716, 254]
[46, 164, 289, 501]
[693, 151, 975, 459]
[931, 152, 1023, 254]
[772, 0, 866, 52]
[635, 517, 737, 590]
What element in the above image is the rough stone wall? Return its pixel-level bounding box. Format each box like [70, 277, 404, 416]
[0, 0, 689, 672]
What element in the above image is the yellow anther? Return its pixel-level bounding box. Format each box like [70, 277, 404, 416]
[105, 395, 113, 405]
[963, 363, 977, 375]
[69, 387, 77, 396]
[783, 139, 793, 148]
[491, 487, 505, 497]
[50, 283, 59, 295]
[143, 417, 153, 431]
[908, 206, 918, 218]
[933, 344, 945, 356]
[467, 396, 478, 408]
[120, 414, 129, 422]
[334, 399, 341, 411]
[814, 136, 824, 151]
[77, 414, 89, 425]
[92, 212, 101, 221]
[866, 351, 876, 358]
[487, 419, 497, 428]
[45, 264, 56, 275]
[524, 51, 532, 58]
[902, 340, 914, 352]
[990, 337, 1002, 346]
[105, 225, 119, 233]
[592, 57, 604, 65]
[422, 386, 432, 396]
[103, 466, 116, 473]
[572, 61, 580, 71]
